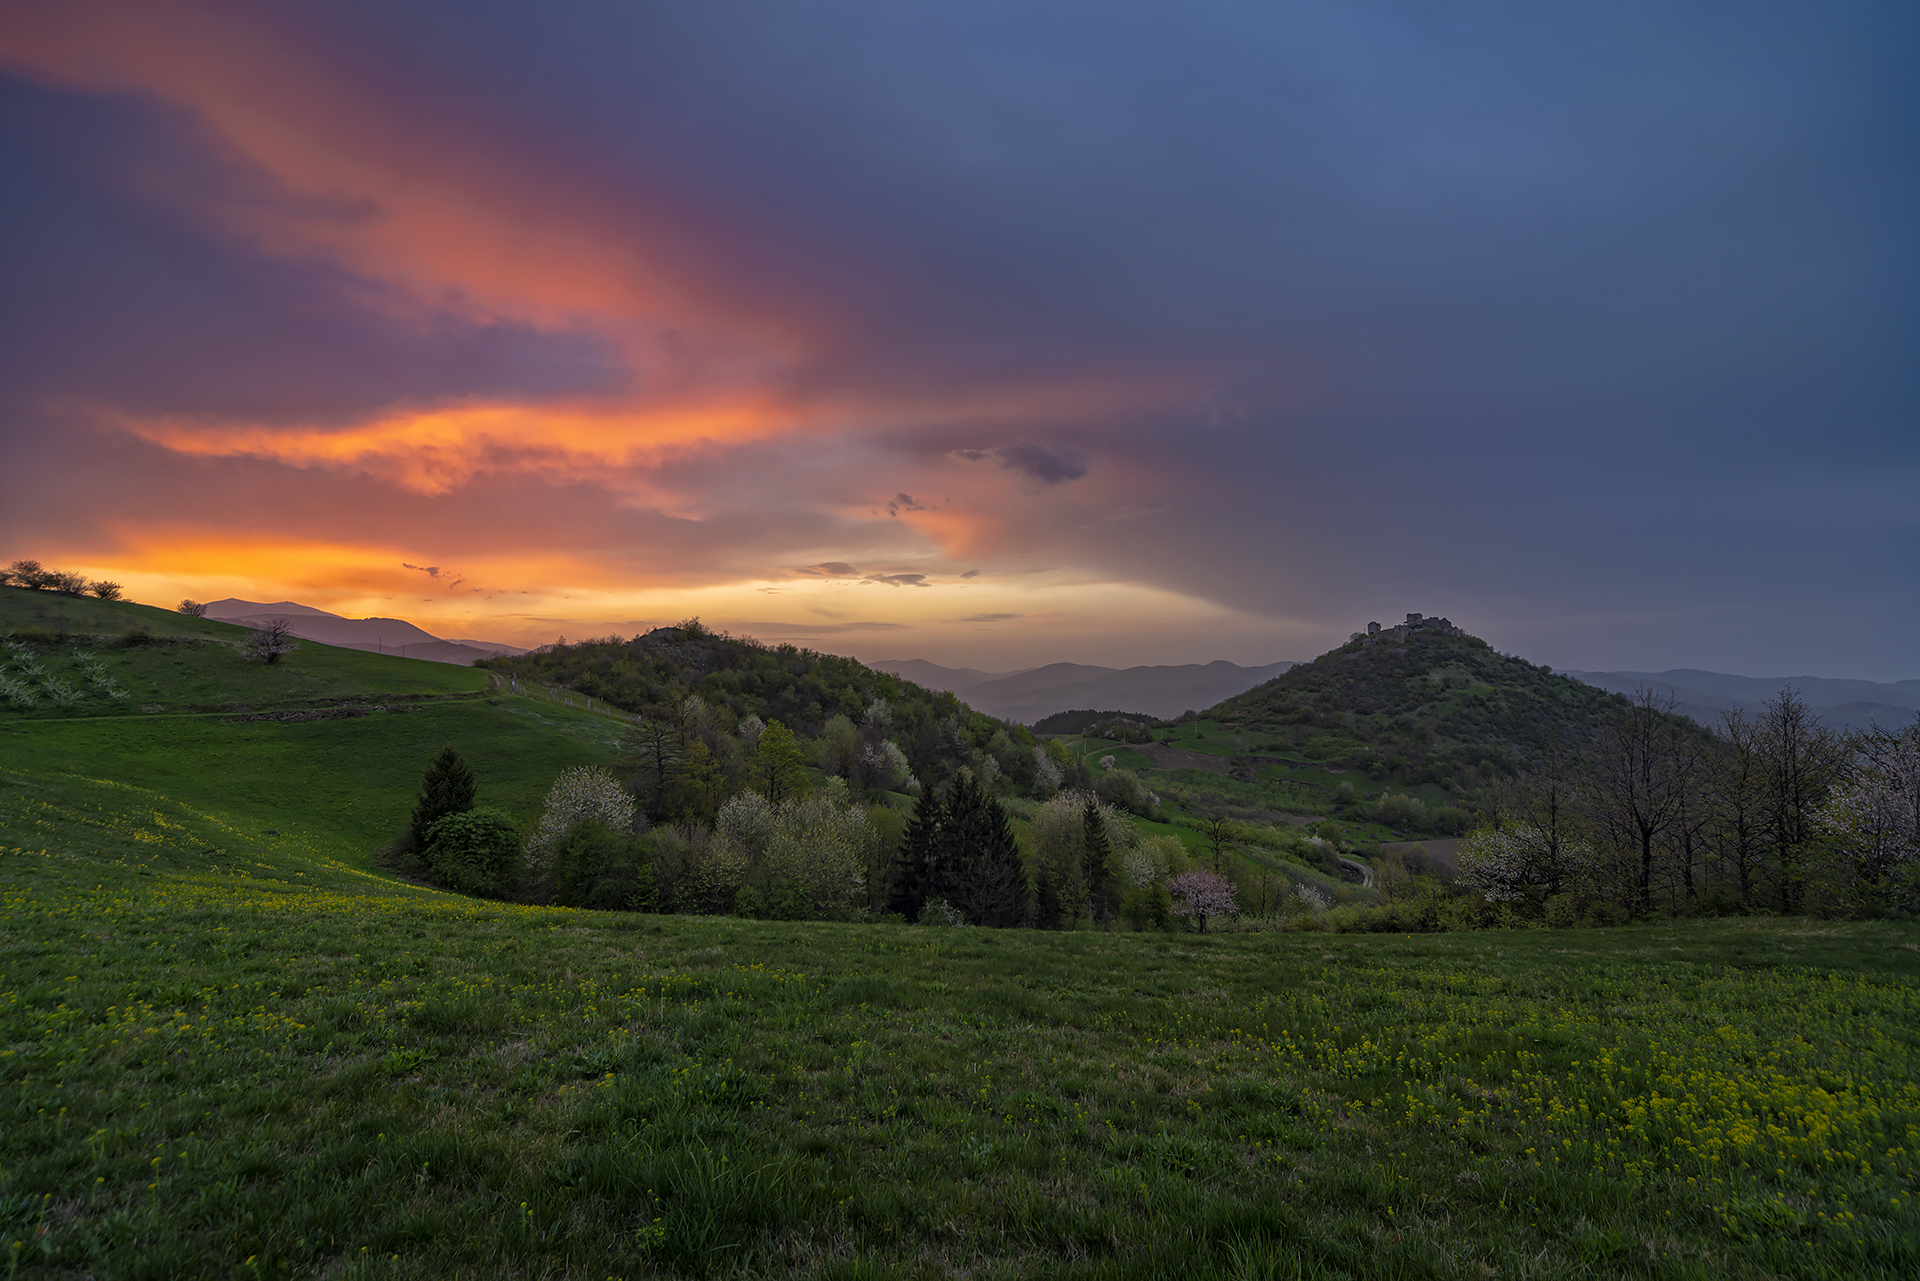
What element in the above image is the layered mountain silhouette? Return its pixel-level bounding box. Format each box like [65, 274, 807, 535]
[203, 600, 525, 666]
[1560, 668, 1920, 731]
[870, 657, 1299, 724]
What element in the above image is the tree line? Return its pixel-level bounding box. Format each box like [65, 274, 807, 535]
[394, 732, 1241, 932]
[1453, 687, 1919, 920]
[3, 559, 122, 601]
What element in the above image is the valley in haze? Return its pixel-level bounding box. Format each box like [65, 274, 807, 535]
[869, 656, 1300, 724]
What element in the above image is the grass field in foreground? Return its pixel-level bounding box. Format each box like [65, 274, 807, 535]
[2, 770, 1917, 1279]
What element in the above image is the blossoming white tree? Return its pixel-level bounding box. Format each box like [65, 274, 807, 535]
[1820, 722, 1920, 913]
[1455, 822, 1595, 906]
[527, 766, 637, 869]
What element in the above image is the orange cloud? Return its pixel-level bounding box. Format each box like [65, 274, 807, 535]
[0, 1, 802, 356]
[109, 396, 802, 495]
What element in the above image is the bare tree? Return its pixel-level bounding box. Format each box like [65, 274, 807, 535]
[6, 560, 53, 590]
[178, 599, 210, 617]
[1485, 750, 1589, 901]
[89, 581, 124, 601]
[1757, 688, 1851, 913]
[1705, 708, 1770, 906]
[1200, 814, 1233, 870]
[239, 617, 300, 665]
[1588, 688, 1698, 914]
[621, 717, 683, 820]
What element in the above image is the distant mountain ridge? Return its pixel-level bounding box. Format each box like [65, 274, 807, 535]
[1560, 668, 1920, 731]
[871, 657, 1299, 724]
[203, 599, 525, 667]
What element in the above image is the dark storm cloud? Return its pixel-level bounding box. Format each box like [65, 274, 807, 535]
[954, 444, 1091, 486]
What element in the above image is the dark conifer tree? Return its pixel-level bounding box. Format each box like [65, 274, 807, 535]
[1035, 859, 1066, 929]
[410, 745, 477, 848]
[889, 785, 948, 921]
[1083, 797, 1117, 926]
[945, 769, 1028, 927]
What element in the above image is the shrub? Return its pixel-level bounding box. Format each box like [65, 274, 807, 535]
[88, 581, 124, 601]
[1120, 882, 1173, 931]
[177, 599, 209, 617]
[424, 807, 520, 897]
[552, 820, 657, 911]
[678, 835, 749, 914]
[1095, 766, 1155, 817]
[239, 619, 299, 664]
[760, 784, 878, 917]
[1372, 792, 1429, 829]
[1119, 834, 1185, 887]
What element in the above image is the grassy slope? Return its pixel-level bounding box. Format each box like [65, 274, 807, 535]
[1, 587, 486, 718]
[3, 802, 1916, 1279]
[0, 587, 623, 863]
[3, 594, 1918, 1277]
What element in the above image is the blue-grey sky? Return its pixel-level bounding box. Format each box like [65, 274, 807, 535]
[3, 1, 1915, 676]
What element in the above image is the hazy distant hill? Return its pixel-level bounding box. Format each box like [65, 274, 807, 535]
[1560, 668, 1920, 731]
[865, 659, 1027, 695]
[204, 599, 525, 666]
[871, 657, 1299, 724]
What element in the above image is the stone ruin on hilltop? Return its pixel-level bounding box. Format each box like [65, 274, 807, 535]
[1348, 612, 1465, 646]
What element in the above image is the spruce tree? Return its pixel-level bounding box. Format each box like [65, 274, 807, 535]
[1035, 859, 1065, 929]
[946, 770, 1028, 927]
[1083, 797, 1117, 926]
[889, 785, 948, 921]
[410, 745, 477, 848]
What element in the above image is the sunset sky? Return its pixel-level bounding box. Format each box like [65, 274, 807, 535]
[3, 2, 1915, 677]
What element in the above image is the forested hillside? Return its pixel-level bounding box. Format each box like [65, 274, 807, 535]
[479, 621, 1045, 804]
[1209, 627, 1632, 787]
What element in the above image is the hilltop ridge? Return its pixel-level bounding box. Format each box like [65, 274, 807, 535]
[204, 599, 525, 665]
[1205, 620, 1632, 787]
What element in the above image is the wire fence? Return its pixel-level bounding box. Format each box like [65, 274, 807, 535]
[487, 672, 637, 724]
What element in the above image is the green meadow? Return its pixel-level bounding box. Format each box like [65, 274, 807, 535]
[3, 592, 1918, 1277]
